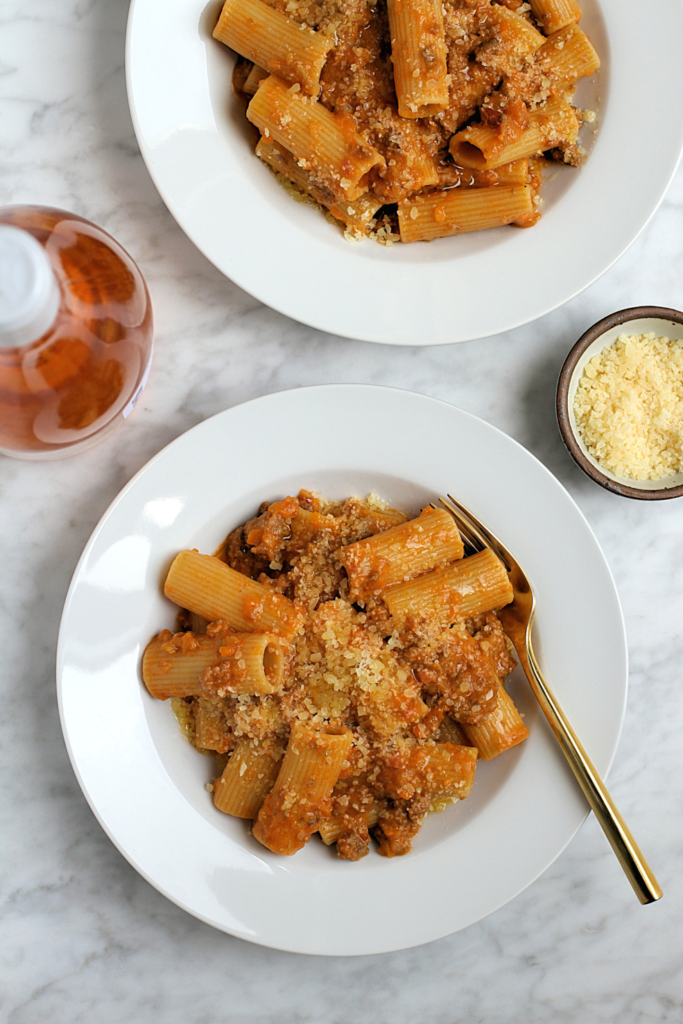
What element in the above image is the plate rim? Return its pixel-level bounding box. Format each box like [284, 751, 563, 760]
[56, 384, 629, 954]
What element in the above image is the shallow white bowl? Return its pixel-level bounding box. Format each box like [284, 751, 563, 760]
[57, 385, 628, 954]
[126, 0, 683, 344]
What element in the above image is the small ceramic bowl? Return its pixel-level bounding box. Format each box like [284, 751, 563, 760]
[557, 306, 683, 500]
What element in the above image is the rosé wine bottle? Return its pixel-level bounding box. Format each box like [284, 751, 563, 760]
[0, 205, 153, 459]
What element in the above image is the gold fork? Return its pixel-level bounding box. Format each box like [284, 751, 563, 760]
[437, 493, 662, 905]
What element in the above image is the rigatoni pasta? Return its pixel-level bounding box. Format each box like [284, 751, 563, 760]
[144, 490, 528, 860]
[529, 0, 582, 35]
[463, 683, 530, 760]
[202, 632, 287, 696]
[339, 507, 464, 602]
[449, 97, 580, 171]
[242, 64, 268, 96]
[213, 0, 599, 242]
[398, 184, 533, 243]
[378, 742, 479, 802]
[246, 74, 384, 202]
[253, 723, 353, 854]
[142, 629, 225, 700]
[194, 700, 233, 753]
[384, 547, 514, 628]
[486, 5, 546, 60]
[213, 739, 283, 817]
[164, 549, 303, 641]
[493, 160, 532, 187]
[319, 802, 380, 846]
[255, 138, 382, 234]
[535, 24, 600, 87]
[213, 0, 332, 95]
[143, 624, 285, 699]
[386, 0, 449, 119]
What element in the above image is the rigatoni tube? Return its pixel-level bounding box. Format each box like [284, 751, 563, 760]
[256, 138, 382, 234]
[247, 75, 384, 201]
[462, 684, 529, 760]
[243, 65, 268, 96]
[253, 723, 353, 855]
[319, 803, 380, 845]
[449, 97, 580, 170]
[377, 742, 478, 801]
[398, 185, 532, 244]
[142, 630, 225, 700]
[213, 0, 332, 96]
[339, 508, 465, 602]
[492, 159, 530, 187]
[213, 740, 283, 818]
[164, 549, 304, 641]
[387, 0, 449, 118]
[529, 0, 582, 35]
[534, 24, 600, 86]
[194, 700, 233, 753]
[484, 5, 546, 61]
[384, 548, 513, 626]
[201, 632, 286, 697]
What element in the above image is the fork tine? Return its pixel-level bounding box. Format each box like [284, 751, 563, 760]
[443, 493, 512, 572]
[431, 500, 480, 554]
[430, 501, 479, 552]
[458, 530, 481, 557]
[439, 496, 487, 552]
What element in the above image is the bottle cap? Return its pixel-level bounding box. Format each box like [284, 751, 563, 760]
[0, 225, 60, 348]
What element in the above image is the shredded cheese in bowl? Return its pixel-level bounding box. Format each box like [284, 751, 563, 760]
[573, 332, 683, 481]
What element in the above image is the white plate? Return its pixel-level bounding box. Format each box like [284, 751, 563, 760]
[126, 0, 683, 345]
[57, 385, 627, 955]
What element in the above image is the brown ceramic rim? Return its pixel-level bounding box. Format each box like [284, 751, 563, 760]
[556, 306, 683, 500]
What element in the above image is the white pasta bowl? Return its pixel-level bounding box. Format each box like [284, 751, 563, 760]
[557, 306, 683, 499]
[57, 385, 628, 954]
[125, 0, 683, 344]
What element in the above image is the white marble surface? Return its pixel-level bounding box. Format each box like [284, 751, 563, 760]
[2, 1, 683, 1019]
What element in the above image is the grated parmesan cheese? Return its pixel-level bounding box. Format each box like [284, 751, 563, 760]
[573, 332, 683, 480]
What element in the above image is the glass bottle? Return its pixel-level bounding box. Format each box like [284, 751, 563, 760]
[0, 205, 153, 459]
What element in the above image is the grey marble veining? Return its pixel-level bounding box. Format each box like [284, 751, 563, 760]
[2, 1, 683, 1021]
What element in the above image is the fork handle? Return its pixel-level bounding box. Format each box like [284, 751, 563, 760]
[522, 639, 662, 904]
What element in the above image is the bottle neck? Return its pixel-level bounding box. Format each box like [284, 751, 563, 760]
[0, 225, 60, 348]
